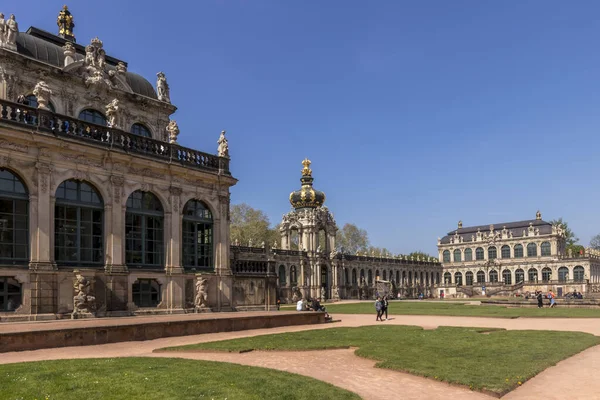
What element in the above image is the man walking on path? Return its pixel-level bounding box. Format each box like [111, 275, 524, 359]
[382, 295, 389, 320]
[536, 291, 544, 308]
[375, 297, 383, 321]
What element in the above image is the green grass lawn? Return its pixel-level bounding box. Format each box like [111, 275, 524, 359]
[282, 301, 600, 318]
[161, 325, 600, 395]
[0, 358, 360, 400]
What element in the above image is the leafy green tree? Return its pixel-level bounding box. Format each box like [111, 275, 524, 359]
[336, 223, 370, 254]
[549, 218, 579, 246]
[230, 203, 277, 246]
[408, 251, 433, 259]
[590, 234, 600, 250]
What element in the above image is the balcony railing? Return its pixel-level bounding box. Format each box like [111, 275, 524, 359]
[0, 99, 229, 175]
[337, 253, 441, 265]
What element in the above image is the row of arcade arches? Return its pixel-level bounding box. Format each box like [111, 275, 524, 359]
[443, 266, 585, 285]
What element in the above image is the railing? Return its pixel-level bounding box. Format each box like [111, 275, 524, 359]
[231, 246, 267, 254]
[272, 249, 307, 257]
[231, 259, 269, 275]
[336, 253, 441, 265]
[0, 99, 229, 175]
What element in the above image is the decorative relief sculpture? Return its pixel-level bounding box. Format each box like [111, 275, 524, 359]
[63, 41, 76, 67]
[0, 14, 18, 50]
[166, 120, 180, 144]
[194, 276, 208, 310]
[72, 272, 96, 317]
[291, 286, 302, 302]
[32, 81, 52, 110]
[320, 286, 326, 302]
[105, 99, 120, 128]
[156, 72, 170, 103]
[217, 130, 229, 158]
[332, 286, 340, 301]
[116, 62, 127, 74]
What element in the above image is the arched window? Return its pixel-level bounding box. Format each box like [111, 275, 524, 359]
[182, 200, 213, 270]
[130, 123, 152, 138]
[278, 265, 286, 286]
[126, 191, 163, 267]
[376, 270, 380, 280]
[352, 269, 357, 285]
[344, 268, 349, 285]
[23, 94, 56, 112]
[396, 271, 399, 284]
[489, 270, 498, 283]
[574, 266, 585, 282]
[78, 109, 107, 126]
[501, 245, 510, 259]
[0, 277, 21, 311]
[443, 272, 451, 284]
[454, 272, 463, 286]
[443, 250, 450, 262]
[290, 266, 297, 285]
[527, 243, 537, 257]
[475, 247, 484, 260]
[55, 180, 103, 266]
[528, 268, 538, 282]
[541, 242, 551, 256]
[465, 271, 474, 286]
[558, 267, 569, 282]
[408, 271, 412, 284]
[515, 268, 524, 283]
[360, 269, 365, 282]
[514, 244, 523, 258]
[464, 248, 472, 261]
[542, 267, 552, 282]
[383, 270, 387, 280]
[0, 170, 28, 265]
[488, 246, 497, 260]
[132, 279, 160, 307]
[402, 270, 406, 284]
[476, 270, 485, 283]
[453, 249, 461, 262]
[368, 269, 373, 285]
[502, 269, 512, 285]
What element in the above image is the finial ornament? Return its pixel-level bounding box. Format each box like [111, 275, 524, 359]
[217, 130, 229, 158]
[301, 158, 312, 177]
[458, 220, 463, 229]
[166, 120, 180, 144]
[536, 210, 541, 220]
[57, 5, 75, 42]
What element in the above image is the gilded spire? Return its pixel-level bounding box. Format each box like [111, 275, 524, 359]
[301, 158, 312, 177]
[57, 5, 76, 42]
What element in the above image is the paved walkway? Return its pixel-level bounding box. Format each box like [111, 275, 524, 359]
[2, 314, 600, 399]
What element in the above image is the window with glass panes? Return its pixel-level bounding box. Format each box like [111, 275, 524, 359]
[352, 269, 357, 285]
[527, 243, 537, 257]
[55, 180, 103, 266]
[132, 279, 160, 307]
[514, 244, 523, 258]
[126, 191, 163, 267]
[454, 272, 463, 286]
[542, 267, 552, 281]
[182, 200, 213, 270]
[465, 271, 474, 286]
[489, 270, 498, 283]
[278, 265, 286, 286]
[528, 268, 538, 282]
[488, 246, 497, 260]
[464, 248, 472, 261]
[541, 242, 551, 256]
[574, 266, 584, 281]
[0, 170, 28, 265]
[130, 123, 152, 138]
[0, 277, 21, 311]
[78, 109, 107, 125]
[444, 272, 451, 284]
[558, 267, 569, 282]
[291, 266, 298, 285]
[453, 249, 461, 262]
[475, 247, 484, 260]
[368, 270, 373, 284]
[515, 269, 524, 283]
[501, 245, 510, 259]
[477, 270, 485, 283]
[502, 269, 512, 284]
[24, 95, 55, 112]
[443, 250, 450, 262]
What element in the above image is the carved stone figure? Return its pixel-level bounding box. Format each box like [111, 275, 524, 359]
[291, 286, 302, 302]
[194, 277, 208, 309]
[105, 99, 120, 128]
[5, 14, 17, 47]
[72, 272, 96, 317]
[116, 62, 127, 74]
[0, 14, 5, 41]
[332, 286, 340, 300]
[63, 42, 76, 67]
[80, 37, 114, 87]
[166, 120, 180, 144]
[320, 286, 326, 301]
[156, 72, 170, 103]
[217, 130, 229, 158]
[32, 81, 52, 110]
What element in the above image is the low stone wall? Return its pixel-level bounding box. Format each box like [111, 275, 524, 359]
[482, 299, 600, 308]
[0, 312, 325, 353]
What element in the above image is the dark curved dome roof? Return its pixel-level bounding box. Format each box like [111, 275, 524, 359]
[289, 159, 326, 210]
[15, 28, 157, 99]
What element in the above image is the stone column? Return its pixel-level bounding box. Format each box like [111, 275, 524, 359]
[105, 176, 126, 273]
[216, 193, 233, 311]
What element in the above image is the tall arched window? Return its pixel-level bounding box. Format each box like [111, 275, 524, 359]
[126, 191, 163, 267]
[376, 270, 380, 280]
[396, 270, 399, 284]
[344, 268, 349, 285]
[476, 270, 485, 283]
[443, 272, 451, 284]
[78, 109, 107, 126]
[130, 123, 152, 138]
[368, 269, 373, 285]
[436, 272, 440, 284]
[488, 246, 497, 260]
[454, 272, 463, 286]
[278, 265, 286, 286]
[574, 266, 585, 282]
[408, 271, 412, 284]
[383, 270, 387, 280]
[23, 94, 56, 112]
[0, 170, 29, 264]
[475, 247, 484, 260]
[182, 200, 213, 270]
[541, 267, 552, 282]
[501, 245, 510, 259]
[515, 268, 524, 283]
[352, 269, 357, 285]
[541, 242, 551, 256]
[465, 271, 473, 286]
[443, 250, 450, 262]
[360, 269, 365, 283]
[290, 266, 297, 285]
[464, 248, 472, 261]
[527, 243, 537, 257]
[489, 270, 498, 283]
[514, 244, 523, 258]
[528, 268, 538, 282]
[558, 267, 569, 282]
[453, 249, 461, 262]
[55, 180, 103, 266]
[502, 269, 512, 285]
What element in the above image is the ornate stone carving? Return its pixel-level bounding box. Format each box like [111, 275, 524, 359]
[62, 154, 103, 168]
[72, 272, 96, 317]
[0, 139, 28, 153]
[166, 120, 179, 144]
[79, 37, 113, 87]
[217, 130, 229, 158]
[332, 286, 340, 301]
[105, 98, 120, 128]
[73, 170, 90, 182]
[291, 286, 302, 302]
[32, 81, 53, 110]
[35, 162, 52, 193]
[320, 286, 326, 301]
[169, 186, 182, 212]
[156, 72, 170, 103]
[110, 175, 125, 204]
[63, 41, 76, 67]
[116, 62, 127, 74]
[0, 14, 18, 50]
[128, 166, 162, 179]
[194, 276, 208, 310]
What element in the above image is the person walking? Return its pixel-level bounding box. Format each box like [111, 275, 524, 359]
[548, 290, 556, 308]
[375, 297, 383, 321]
[536, 291, 543, 308]
[382, 295, 389, 320]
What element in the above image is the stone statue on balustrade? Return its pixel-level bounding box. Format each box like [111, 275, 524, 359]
[156, 72, 171, 103]
[166, 120, 180, 144]
[33, 81, 53, 110]
[105, 99, 120, 128]
[194, 276, 209, 310]
[217, 130, 229, 158]
[72, 272, 96, 318]
[0, 14, 18, 49]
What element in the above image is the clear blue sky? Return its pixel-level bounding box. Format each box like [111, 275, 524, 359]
[12, 1, 600, 254]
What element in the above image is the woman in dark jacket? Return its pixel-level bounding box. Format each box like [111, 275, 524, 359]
[536, 291, 543, 308]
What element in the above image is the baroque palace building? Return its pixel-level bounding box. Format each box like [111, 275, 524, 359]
[0, 7, 282, 320]
[437, 212, 600, 298]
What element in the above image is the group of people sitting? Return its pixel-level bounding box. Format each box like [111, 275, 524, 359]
[296, 297, 330, 319]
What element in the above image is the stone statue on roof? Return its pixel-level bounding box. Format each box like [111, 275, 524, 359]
[156, 72, 170, 103]
[217, 130, 229, 158]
